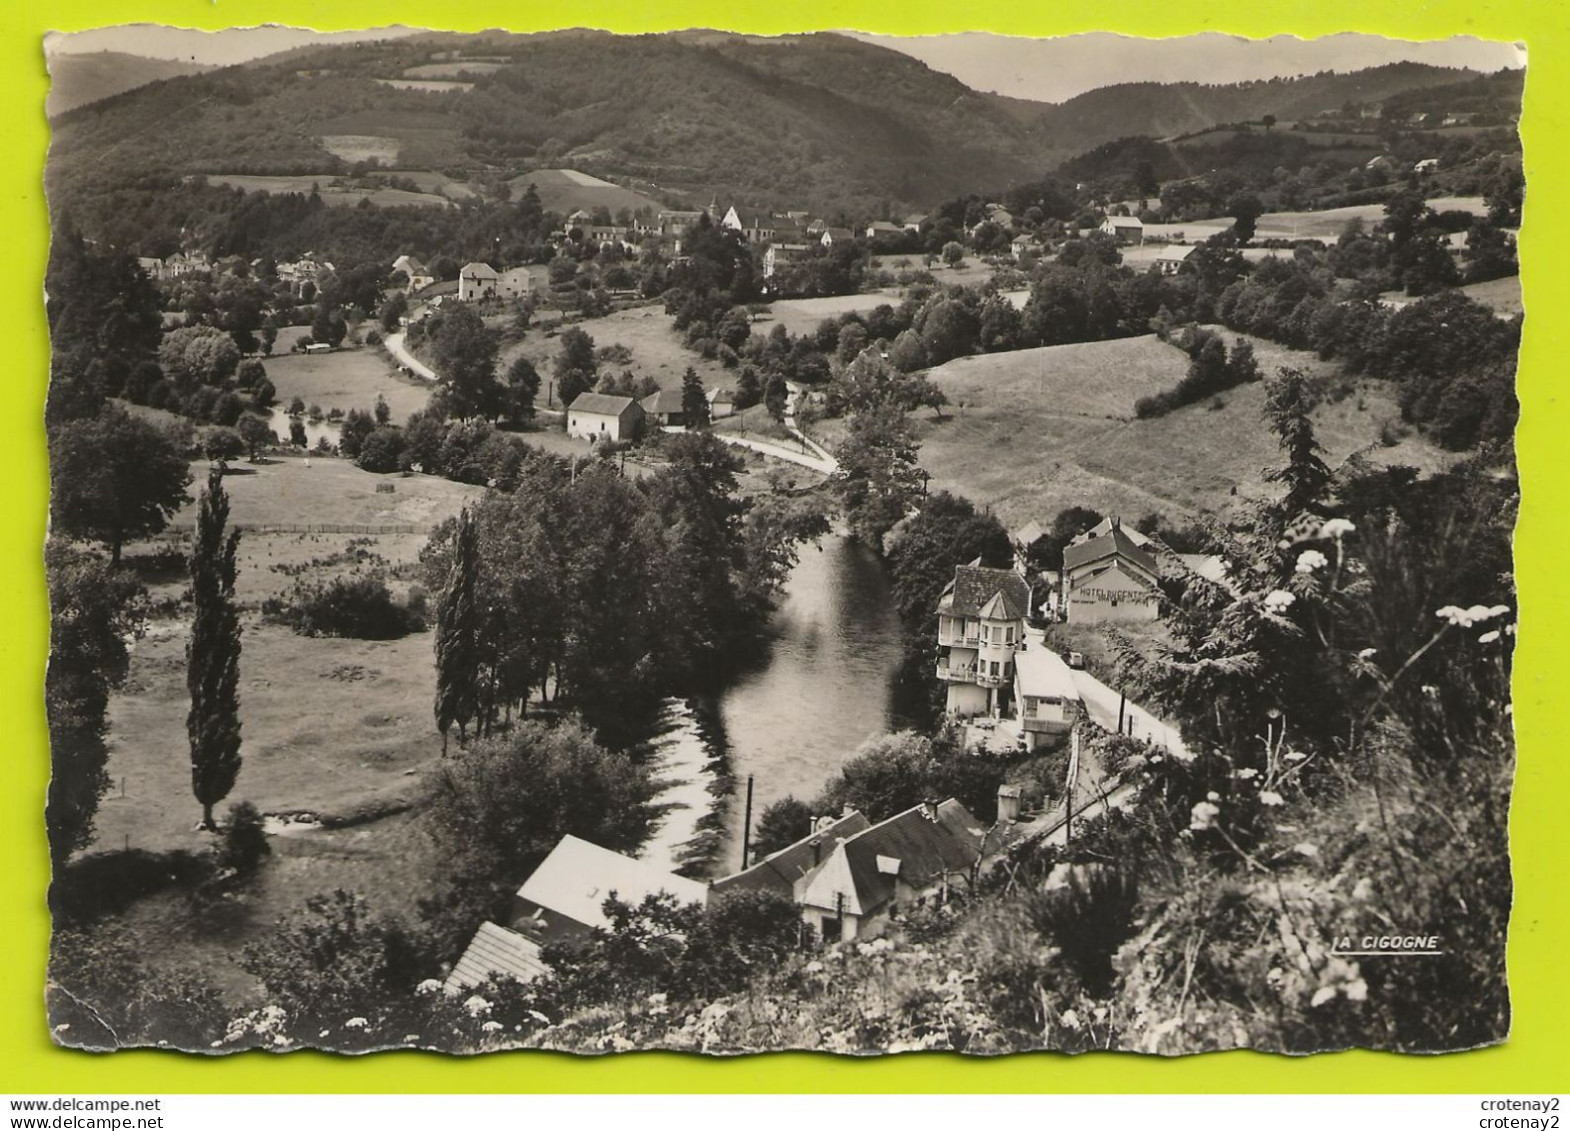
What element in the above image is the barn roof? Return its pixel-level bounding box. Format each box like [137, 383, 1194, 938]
[568, 392, 639, 417]
[641, 388, 686, 415]
[443, 921, 549, 992]
[515, 835, 708, 933]
[800, 800, 985, 917]
[711, 811, 871, 902]
[1063, 523, 1159, 577]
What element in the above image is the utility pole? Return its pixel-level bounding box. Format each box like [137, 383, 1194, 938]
[740, 774, 755, 871]
[1065, 726, 1080, 848]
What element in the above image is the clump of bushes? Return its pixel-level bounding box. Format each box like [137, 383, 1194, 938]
[262, 576, 426, 639]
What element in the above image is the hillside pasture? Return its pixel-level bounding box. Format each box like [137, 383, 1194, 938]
[403, 62, 508, 79]
[204, 173, 452, 209]
[502, 304, 735, 399]
[1139, 196, 1489, 244]
[375, 78, 474, 94]
[759, 292, 903, 336]
[262, 345, 432, 423]
[915, 331, 1453, 529]
[509, 168, 666, 217]
[319, 134, 402, 165]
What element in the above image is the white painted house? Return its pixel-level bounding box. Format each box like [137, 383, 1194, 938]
[566, 392, 644, 442]
[457, 261, 500, 302]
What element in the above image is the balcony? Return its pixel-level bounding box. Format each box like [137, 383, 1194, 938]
[937, 661, 977, 683]
[974, 670, 1008, 688]
[937, 628, 981, 648]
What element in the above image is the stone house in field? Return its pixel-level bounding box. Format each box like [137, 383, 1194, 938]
[567, 391, 644, 442]
[1099, 215, 1145, 245]
[496, 265, 538, 300]
[797, 800, 987, 943]
[1061, 517, 1162, 623]
[1156, 244, 1198, 275]
[457, 261, 499, 302]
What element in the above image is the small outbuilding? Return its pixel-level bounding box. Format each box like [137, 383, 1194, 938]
[567, 392, 644, 442]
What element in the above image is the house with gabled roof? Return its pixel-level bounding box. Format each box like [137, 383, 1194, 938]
[640, 387, 688, 428]
[1013, 642, 1082, 751]
[1099, 215, 1145, 245]
[1062, 516, 1161, 623]
[392, 254, 435, 292]
[712, 811, 871, 902]
[798, 799, 986, 943]
[444, 920, 550, 992]
[457, 261, 500, 302]
[567, 391, 644, 442]
[936, 560, 1032, 717]
[508, 834, 709, 946]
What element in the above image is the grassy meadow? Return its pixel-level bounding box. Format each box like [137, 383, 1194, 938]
[503, 304, 737, 399]
[913, 331, 1452, 528]
[262, 344, 433, 423]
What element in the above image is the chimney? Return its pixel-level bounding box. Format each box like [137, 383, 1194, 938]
[921, 800, 939, 822]
[810, 837, 823, 867]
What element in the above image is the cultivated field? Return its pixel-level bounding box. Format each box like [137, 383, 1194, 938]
[204, 174, 452, 209]
[403, 62, 507, 78]
[318, 134, 401, 165]
[502, 305, 736, 399]
[375, 78, 474, 94]
[873, 254, 997, 288]
[1381, 274, 1523, 317]
[507, 168, 666, 217]
[1139, 196, 1489, 244]
[915, 332, 1453, 529]
[262, 345, 433, 423]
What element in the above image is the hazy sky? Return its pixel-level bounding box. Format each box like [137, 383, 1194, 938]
[44, 25, 1524, 103]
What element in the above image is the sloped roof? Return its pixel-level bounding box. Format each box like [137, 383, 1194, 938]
[801, 800, 985, 917]
[1063, 524, 1159, 577]
[711, 811, 871, 901]
[515, 835, 709, 932]
[1011, 520, 1045, 548]
[709, 387, 735, 405]
[1081, 516, 1154, 547]
[640, 387, 686, 415]
[1157, 245, 1198, 262]
[1104, 215, 1144, 229]
[460, 261, 499, 279]
[1014, 644, 1081, 701]
[444, 921, 549, 992]
[568, 392, 639, 417]
[939, 564, 1030, 620]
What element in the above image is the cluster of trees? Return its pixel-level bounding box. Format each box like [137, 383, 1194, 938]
[425, 434, 829, 749]
[1135, 328, 1261, 418]
[262, 575, 427, 640]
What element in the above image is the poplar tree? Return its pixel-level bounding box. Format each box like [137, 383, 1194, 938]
[187, 467, 242, 831]
[434, 508, 482, 754]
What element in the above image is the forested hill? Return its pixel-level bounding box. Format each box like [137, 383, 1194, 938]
[45, 31, 1514, 222]
[1029, 62, 1495, 155]
[46, 50, 213, 117]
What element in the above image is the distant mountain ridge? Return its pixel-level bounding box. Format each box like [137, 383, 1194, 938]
[46, 50, 213, 117]
[46, 32, 1518, 219]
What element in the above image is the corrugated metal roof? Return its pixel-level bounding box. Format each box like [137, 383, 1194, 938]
[444, 921, 549, 992]
[516, 835, 709, 932]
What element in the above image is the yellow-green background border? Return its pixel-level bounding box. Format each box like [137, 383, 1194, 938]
[3, 0, 1564, 1095]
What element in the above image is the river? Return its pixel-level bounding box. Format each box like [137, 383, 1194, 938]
[636, 532, 913, 877]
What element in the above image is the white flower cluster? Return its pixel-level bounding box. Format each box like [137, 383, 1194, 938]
[1263, 589, 1296, 614]
[1295, 549, 1329, 573]
[1319, 518, 1356, 540]
[1435, 603, 1510, 628]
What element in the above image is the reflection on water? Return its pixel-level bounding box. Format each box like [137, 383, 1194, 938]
[634, 534, 910, 878]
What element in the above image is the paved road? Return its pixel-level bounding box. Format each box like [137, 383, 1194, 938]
[383, 331, 437, 382]
[709, 431, 837, 475]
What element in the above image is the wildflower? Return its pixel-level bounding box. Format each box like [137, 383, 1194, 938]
[1319, 518, 1355, 540]
[1206, 791, 1221, 802]
[415, 978, 443, 996]
[344, 1017, 369, 1030]
[1295, 549, 1328, 573]
[1060, 1009, 1082, 1030]
[1234, 767, 1258, 780]
[463, 995, 492, 1017]
[1357, 647, 1377, 660]
[1284, 750, 1307, 762]
[481, 1021, 504, 1033]
[1263, 589, 1296, 614]
[1294, 843, 1320, 858]
[528, 1010, 552, 1025]
[1436, 605, 1469, 626]
[1190, 801, 1221, 831]
[1352, 878, 1374, 901]
[1259, 790, 1284, 807]
[1421, 684, 1439, 697]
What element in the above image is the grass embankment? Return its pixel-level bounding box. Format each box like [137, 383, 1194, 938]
[916, 332, 1452, 529]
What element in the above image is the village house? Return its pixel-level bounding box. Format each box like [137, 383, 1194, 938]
[496, 265, 539, 300]
[712, 811, 871, 899]
[818, 226, 855, 248]
[444, 834, 708, 991]
[797, 800, 987, 943]
[1414, 157, 1441, 174]
[707, 387, 736, 420]
[1156, 244, 1198, 275]
[1099, 215, 1145, 245]
[722, 206, 779, 244]
[1012, 642, 1082, 751]
[640, 387, 688, 428]
[864, 220, 905, 241]
[507, 834, 709, 945]
[763, 240, 811, 280]
[457, 261, 500, 302]
[567, 391, 644, 442]
[936, 560, 1032, 718]
[1061, 517, 1162, 623]
[1011, 234, 1042, 260]
[901, 213, 927, 232]
[392, 253, 435, 292]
